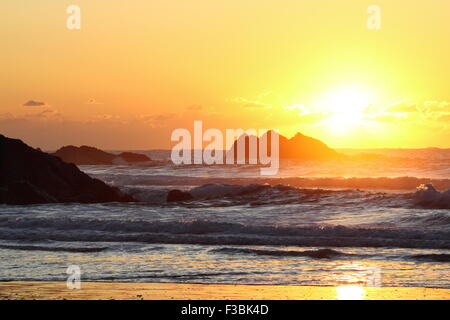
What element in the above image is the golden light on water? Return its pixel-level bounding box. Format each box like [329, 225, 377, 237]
[336, 286, 365, 300]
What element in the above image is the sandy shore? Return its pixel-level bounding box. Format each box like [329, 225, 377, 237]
[0, 282, 449, 300]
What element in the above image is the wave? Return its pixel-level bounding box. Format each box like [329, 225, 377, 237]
[213, 247, 450, 263]
[120, 187, 168, 204]
[0, 244, 107, 253]
[127, 182, 449, 210]
[121, 182, 403, 208]
[210, 247, 360, 259]
[119, 181, 450, 210]
[398, 212, 450, 227]
[0, 218, 449, 249]
[413, 184, 450, 209]
[100, 173, 450, 191]
[407, 254, 450, 263]
[189, 183, 274, 199]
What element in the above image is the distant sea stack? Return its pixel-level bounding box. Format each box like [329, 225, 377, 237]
[229, 131, 342, 162]
[0, 135, 134, 204]
[52, 145, 151, 165]
[279, 132, 342, 160]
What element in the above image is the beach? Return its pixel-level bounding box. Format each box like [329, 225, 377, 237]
[1, 282, 449, 300]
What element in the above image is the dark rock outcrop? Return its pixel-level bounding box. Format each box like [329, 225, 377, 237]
[278, 132, 342, 160]
[52, 146, 151, 165]
[166, 190, 193, 202]
[228, 130, 342, 162]
[117, 152, 151, 163]
[0, 135, 134, 204]
[52, 145, 115, 165]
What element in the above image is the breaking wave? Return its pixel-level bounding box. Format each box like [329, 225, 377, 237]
[98, 172, 450, 191]
[407, 254, 450, 263]
[118, 182, 450, 210]
[413, 184, 450, 209]
[210, 247, 359, 259]
[0, 217, 448, 250]
[0, 244, 107, 253]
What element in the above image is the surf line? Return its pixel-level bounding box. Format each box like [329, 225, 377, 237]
[171, 120, 280, 175]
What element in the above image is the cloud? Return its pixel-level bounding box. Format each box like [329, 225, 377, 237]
[385, 102, 418, 113]
[23, 100, 46, 107]
[232, 94, 330, 127]
[416, 101, 450, 121]
[284, 104, 310, 116]
[436, 113, 450, 122]
[283, 104, 329, 124]
[25, 108, 62, 120]
[0, 114, 174, 150]
[296, 112, 330, 124]
[96, 114, 119, 120]
[233, 92, 285, 110]
[85, 98, 103, 105]
[368, 101, 450, 124]
[35, 108, 59, 117]
[233, 97, 273, 108]
[419, 101, 450, 113]
[0, 113, 20, 123]
[0, 109, 63, 126]
[383, 101, 450, 116]
[139, 113, 177, 127]
[91, 114, 121, 121]
[368, 113, 408, 123]
[82, 114, 124, 125]
[186, 105, 203, 111]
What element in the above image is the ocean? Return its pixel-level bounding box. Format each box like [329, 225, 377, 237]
[0, 149, 449, 288]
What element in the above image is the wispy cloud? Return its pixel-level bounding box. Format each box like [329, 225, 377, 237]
[23, 100, 47, 107]
[186, 105, 203, 111]
[28, 108, 62, 119]
[367, 101, 450, 124]
[139, 113, 177, 127]
[385, 102, 418, 113]
[283, 104, 329, 124]
[85, 98, 103, 105]
[233, 97, 273, 108]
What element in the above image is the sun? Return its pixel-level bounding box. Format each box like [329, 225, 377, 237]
[336, 286, 365, 300]
[315, 85, 375, 135]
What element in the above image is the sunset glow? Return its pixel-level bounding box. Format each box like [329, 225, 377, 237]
[1, 1, 450, 303]
[1, 0, 449, 150]
[317, 85, 375, 135]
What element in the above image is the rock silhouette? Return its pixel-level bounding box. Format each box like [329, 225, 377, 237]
[0, 135, 134, 204]
[228, 130, 342, 162]
[52, 145, 151, 165]
[116, 152, 150, 163]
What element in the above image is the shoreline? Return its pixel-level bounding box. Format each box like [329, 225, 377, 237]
[0, 282, 449, 300]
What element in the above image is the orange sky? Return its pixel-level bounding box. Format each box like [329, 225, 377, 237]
[1, 0, 449, 149]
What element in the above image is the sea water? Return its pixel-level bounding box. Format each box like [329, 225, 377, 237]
[0, 149, 449, 288]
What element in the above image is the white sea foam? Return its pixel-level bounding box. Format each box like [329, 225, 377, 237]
[413, 184, 450, 209]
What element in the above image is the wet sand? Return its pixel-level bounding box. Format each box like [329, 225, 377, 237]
[0, 282, 449, 300]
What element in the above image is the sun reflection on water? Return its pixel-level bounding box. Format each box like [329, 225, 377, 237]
[336, 286, 365, 300]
